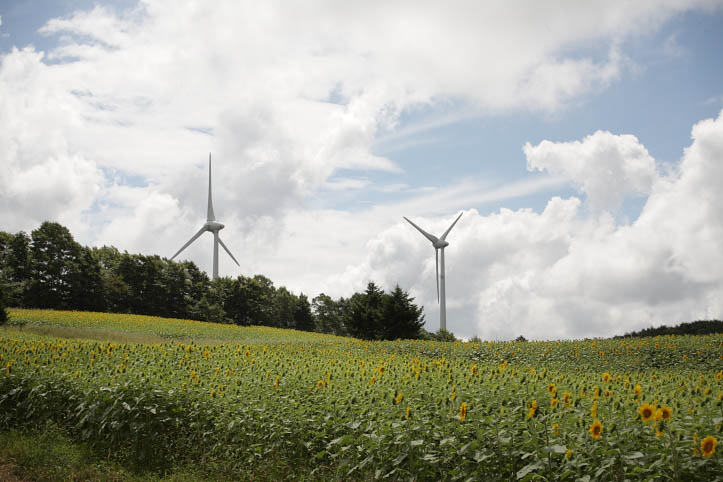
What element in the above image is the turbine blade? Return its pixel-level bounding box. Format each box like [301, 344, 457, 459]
[207, 153, 216, 222]
[435, 248, 440, 303]
[170, 225, 207, 260]
[217, 236, 240, 266]
[403, 216, 438, 244]
[440, 212, 463, 241]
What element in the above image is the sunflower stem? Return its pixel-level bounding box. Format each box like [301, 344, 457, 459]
[668, 428, 680, 482]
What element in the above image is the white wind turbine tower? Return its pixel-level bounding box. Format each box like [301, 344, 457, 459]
[404, 212, 463, 332]
[171, 154, 240, 279]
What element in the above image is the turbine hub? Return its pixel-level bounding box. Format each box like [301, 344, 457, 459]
[205, 221, 225, 231]
[434, 240, 449, 249]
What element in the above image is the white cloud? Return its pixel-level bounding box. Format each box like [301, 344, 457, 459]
[343, 111, 723, 340]
[524, 131, 657, 213]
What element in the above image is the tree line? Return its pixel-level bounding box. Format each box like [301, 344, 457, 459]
[0, 221, 429, 340]
[616, 319, 723, 338]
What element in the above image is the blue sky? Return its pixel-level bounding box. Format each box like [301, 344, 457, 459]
[1, 1, 722, 339]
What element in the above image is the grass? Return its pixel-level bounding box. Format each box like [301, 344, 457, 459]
[1, 324, 229, 346]
[0, 421, 163, 481]
[0, 421, 303, 481]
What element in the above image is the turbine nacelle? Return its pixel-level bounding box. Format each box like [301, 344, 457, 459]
[205, 221, 225, 232]
[433, 240, 449, 249]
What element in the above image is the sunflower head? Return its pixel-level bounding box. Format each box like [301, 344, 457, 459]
[459, 402, 468, 421]
[602, 372, 611, 383]
[701, 436, 717, 458]
[656, 406, 672, 421]
[639, 403, 655, 422]
[589, 420, 603, 440]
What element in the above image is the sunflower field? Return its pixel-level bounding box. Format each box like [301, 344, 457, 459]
[1, 309, 721, 480]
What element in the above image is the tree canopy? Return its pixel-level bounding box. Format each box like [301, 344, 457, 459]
[0, 222, 427, 340]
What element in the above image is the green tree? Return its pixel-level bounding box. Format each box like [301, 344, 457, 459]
[91, 246, 131, 313]
[0, 231, 30, 306]
[68, 246, 105, 311]
[273, 286, 298, 329]
[346, 282, 385, 340]
[225, 275, 276, 326]
[116, 254, 169, 317]
[382, 285, 425, 340]
[25, 222, 88, 309]
[312, 293, 346, 335]
[0, 281, 7, 325]
[294, 293, 315, 332]
[433, 329, 457, 342]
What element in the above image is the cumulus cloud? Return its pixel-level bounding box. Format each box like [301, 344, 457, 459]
[524, 131, 657, 213]
[0, 46, 104, 234]
[345, 111, 723, 340]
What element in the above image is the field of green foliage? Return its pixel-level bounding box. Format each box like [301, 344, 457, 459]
[1, 309, 721, 481]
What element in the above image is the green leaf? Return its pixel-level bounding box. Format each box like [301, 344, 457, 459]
[440, 437, 455, 446]
[516, 461, 542, 479]
[548, 444, 567, 454]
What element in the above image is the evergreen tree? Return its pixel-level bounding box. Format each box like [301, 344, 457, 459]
[294, 293, 315, 332]
[346, 282, 385, 340]
[382, 285, 425, 340]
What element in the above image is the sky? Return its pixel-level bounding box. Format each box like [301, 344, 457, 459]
[1, 0, 723, 340]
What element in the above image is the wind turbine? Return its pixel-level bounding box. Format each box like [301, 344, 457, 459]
[404, 212, 463, 332]
[171, 153, 240, 279]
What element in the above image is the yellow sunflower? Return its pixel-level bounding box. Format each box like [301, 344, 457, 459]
[459, 402, 468, 421]
[639, 402, 655, 422]
[701, 436, 717, 458]
[589, 420, 603, 440]
[656, 406, 672, 421]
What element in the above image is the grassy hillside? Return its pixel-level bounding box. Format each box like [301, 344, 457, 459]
[1, 309, 722, 480]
